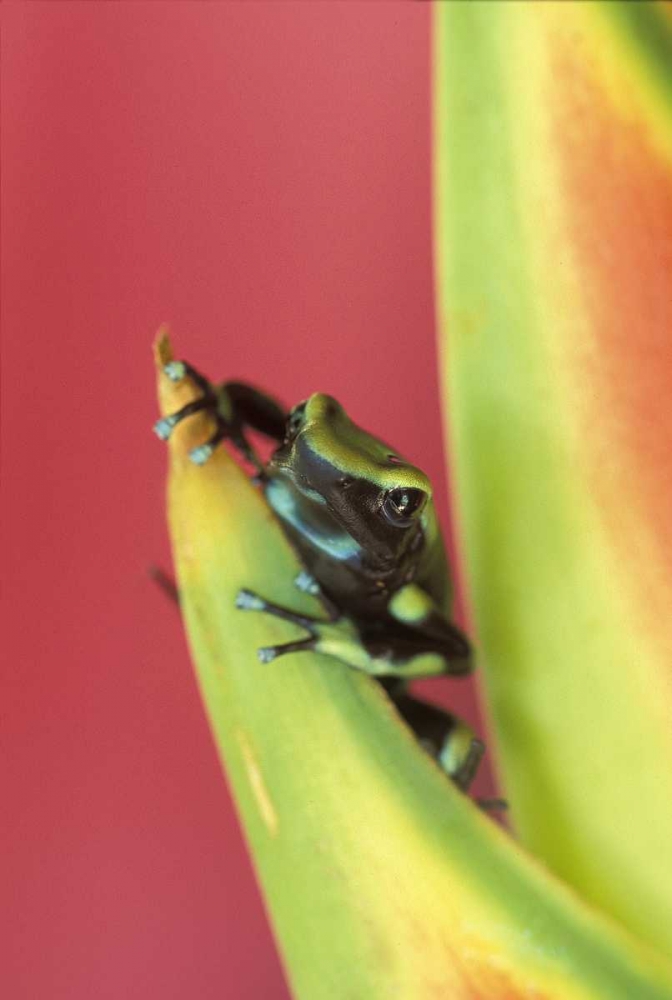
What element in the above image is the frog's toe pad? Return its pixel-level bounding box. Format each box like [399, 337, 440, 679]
[153, 415, 179, 441]
[189, 443, 215, 466]
[235, 589, 267, 611]
[294, 570, 321, 596]
[163, 360, 187, 382]
[257, 646, 278, 664]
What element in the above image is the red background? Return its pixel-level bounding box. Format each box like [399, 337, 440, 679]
[2, 4, 496, 998]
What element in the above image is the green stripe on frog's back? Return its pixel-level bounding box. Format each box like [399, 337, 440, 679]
[301, 394, 432, 494]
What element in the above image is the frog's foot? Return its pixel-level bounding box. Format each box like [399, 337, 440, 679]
[236, 580, 469, 680]
[235, 588, 371, 669]
[154, 359, 228, 465]
[235, 588, 320, 663]
[154, 359, 262, 470]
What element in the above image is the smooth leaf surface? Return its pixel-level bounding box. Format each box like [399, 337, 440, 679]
[434, 1, 672, 960]
[156, 331, 672, 998]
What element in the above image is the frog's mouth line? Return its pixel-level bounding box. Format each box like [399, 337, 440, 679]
[267, 461, 423, 573]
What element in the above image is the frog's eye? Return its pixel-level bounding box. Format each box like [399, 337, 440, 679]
[382, 487, 427, 527]
[285, 401, 307, 442]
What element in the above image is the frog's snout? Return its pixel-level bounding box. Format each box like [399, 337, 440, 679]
[304, 393, 342, 424]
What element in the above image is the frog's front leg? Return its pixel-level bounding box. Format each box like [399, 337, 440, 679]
[235, 577, 470, 680]
[235, 585, 373, 668]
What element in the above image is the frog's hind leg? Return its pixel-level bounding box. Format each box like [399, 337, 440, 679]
[392, 693, 484, 791]
[391, 692, 507, 811]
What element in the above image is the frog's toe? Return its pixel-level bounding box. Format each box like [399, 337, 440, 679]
[447, 735, 485, 792]
[294, 570, 321, 596]
[293, 570, 340, 621]
[189, 442, 216, 465]
[163, 360, 188, 382]
[256, 637, 317, 664]
[234, 589, 316, 631]
[153, 414, 180, 441]
[188, 423, 228, 465]
[477, 797, 508, 814]
[153, 397, 213, 443]
[236, 589, 267, 611]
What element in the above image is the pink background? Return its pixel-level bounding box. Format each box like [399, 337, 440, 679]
[3, 4, 496, 997]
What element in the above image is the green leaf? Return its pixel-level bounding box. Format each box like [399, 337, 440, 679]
[434, 1, 672, 960]
[155, 331, 672, 998]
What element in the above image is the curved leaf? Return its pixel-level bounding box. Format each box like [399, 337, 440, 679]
[434, 1, 672, 959]
[155, 331, 672, 997]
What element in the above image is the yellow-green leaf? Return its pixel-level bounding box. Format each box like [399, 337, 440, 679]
[155, 331, 672, 998]
[434, 0, 672, 960]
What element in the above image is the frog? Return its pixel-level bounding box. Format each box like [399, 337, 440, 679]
[155, 358, 494, 800]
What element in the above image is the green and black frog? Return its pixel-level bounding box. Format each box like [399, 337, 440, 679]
[155, 359, 499, 803]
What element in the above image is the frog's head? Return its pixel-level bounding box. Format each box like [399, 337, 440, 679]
[268, 393, 432, 568]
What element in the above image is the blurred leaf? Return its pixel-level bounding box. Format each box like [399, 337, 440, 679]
[155, 330, 672, 998]
[434, 1, 672, 960]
